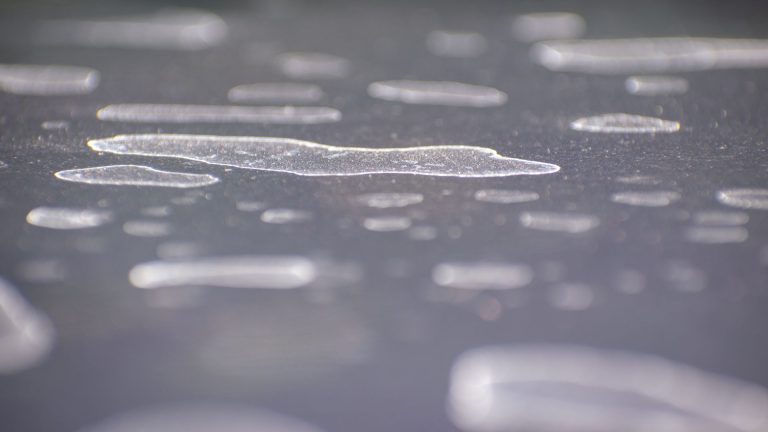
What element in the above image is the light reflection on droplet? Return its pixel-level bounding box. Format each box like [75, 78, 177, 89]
[432, 262, 533, 290]
[611, 190, 681, 207]
[519, 211, 599, 234]
[362, 216, 412, 232]
[717, 189, 768, 210]
[260, 208, 313, 224]
[570, 113, 680, 133]
[26, 206, 112, 230]
[474, 189, 539, 204]
[368, 80, 507, 107]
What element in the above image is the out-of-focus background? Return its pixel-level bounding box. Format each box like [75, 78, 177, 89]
[1, 1, 768, 431]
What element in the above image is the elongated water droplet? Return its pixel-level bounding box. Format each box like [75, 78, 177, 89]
[611, 190, 681, 207]
[227, 83, 324, 103]
[532, 37, 768, 74]
[625, 75, 689, 95]
[0, 64, 99, 95]
[685, 226, 748, 244]
[362, 216, 412, 232]
[548, 282, 594, 310]
[0, 277, 55, 374]
[449, 345, 768, 432]
[474, 189, 539, 204]
[511, 12, 585, 42]
[717, 189, 768, 210]
[355, 193, 424, 208]
[123, 220, 172, 237]
[276, 52, 350, 79]
[55, 165, 219, 188]
[87, 134, 560, 177]
[433, 262, 532, 290]
[26, 207, 112, 230]
[260, 208, 312, 224]
[426, 31, 487, 58]
[97, 104, 341, 124]
[38, 8, 228, 51]
[692, 211, 749, 226]
[368, 80, 507, 107]
[519, 211, 599, 233]
[571, 113, 680, 133]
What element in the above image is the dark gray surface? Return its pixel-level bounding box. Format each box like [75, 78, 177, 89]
[1, 1, 768, 431]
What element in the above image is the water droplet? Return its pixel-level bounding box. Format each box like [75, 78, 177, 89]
[129, 255, 317, 289]
[26, 207, 112, 230]
[532, 37, 768, 74]
[362, 216, 412, 232]
[88, 134, 560, 177]
[611, 190, 681, 207]
[355, 192, 424, 208]
[156, 241, 203, 259]
[55, 165, 219, 188]
[123, 220, 172, 237]
[260, 208, 313, 224]
[432, 262, 533, 290]
[684, 226, 748, 244]
[519, 211, 599, 233]
[275, 52, 350, 79]
[141, 206, 172, 217]
[96, 104, 341, 124]
[615, 174, 662, 185]
[663, 261, 707, 292]
[227, 83, 324, 103]
[717, 189, 768, 210]
[692, 210, 749, 226]
[38, 8, 228, 51]
[0, 277, 55, 374]
[18, 259, 68, 283]
[77, 404, 323, 432]
[474, 189, 539, 204]
[570, 113, 680, 133]
[614, 269, 645, 294]
[368, 80, 507, 107]
[625, 75, 689, 95]
[0, 64, 99, 95]
[548, 282, 594, 310]
[41, 120, 70, 130]
[449, 345, 768, 432]
[408, 225, 437, 240]
[426, 30, 487, 58]
[511, 12, 586, 42]
[235, 201, 267, 212]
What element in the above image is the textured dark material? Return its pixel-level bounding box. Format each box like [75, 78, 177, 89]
[1, 1, 767, 431]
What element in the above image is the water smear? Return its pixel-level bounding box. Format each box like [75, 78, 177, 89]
[227, 83, 324, 103]
[449, 344, 768, 432]
[511, 12, 586, 43]
[130, 255, 317, 289]
[87, 134, 561, 177]
[26, 207, 112, 230]
[532, 37, 768, 74]
[368, 80, 507, 107]
[0, 277, 55, 374]
[474, 189, 539, 204]
[611, 191, 681, 207]
[519, 211, 599, 233]
[626, 75, 689, 96]
[276, 52, 350, 79]
[571, 113, 680, 133]
[55, 165, 219, 188]
[355, 192, 424, 208]
[0, 64, 99, 95]
[433, 262, 532, 291]
[717, 189, 768, 210]
[37, 8, 228, 51]
[97, 104, 341, 124]
[77, 404, 323, 432]
[426, 30, 487, 58]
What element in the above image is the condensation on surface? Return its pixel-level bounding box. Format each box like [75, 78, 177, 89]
[519, 211, 599, 233]
[717, 189, 768, 210]
[37, 8, 228, 51]
[692, 211, 749, 226]
[123, 220, 172, 237]
[426, 30, 488, 57]
[55, 165, 220, 188]
[0, 277, 55, 374]
[355, 193, 424, 208]
[77, 403, 323, 432]
[275, 52, 351, 79]
[684, 226, 749, 244]
[87, 134, 560, 177]
[129, 255, 318, 289]
[625, 75, 690, 95]
[432, 262, 533, 290]
[473, 189, 539, 204]
[570, 113, 680, 133]
[511, 12, 586, 42]
[548, 282, 594, 310]
[368, 80, 507, 107]
[227, 83, 324, 103]
[532, 37, 768, 74]
[0, 64, 99, 95]
[260, 209, 313, 224]
[611, 190, 681, 207]
[26, 207, 112, 230]
[96, 104, 341, 124]
[449, 344, 768, 432]
[362, 216, 412, 232]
